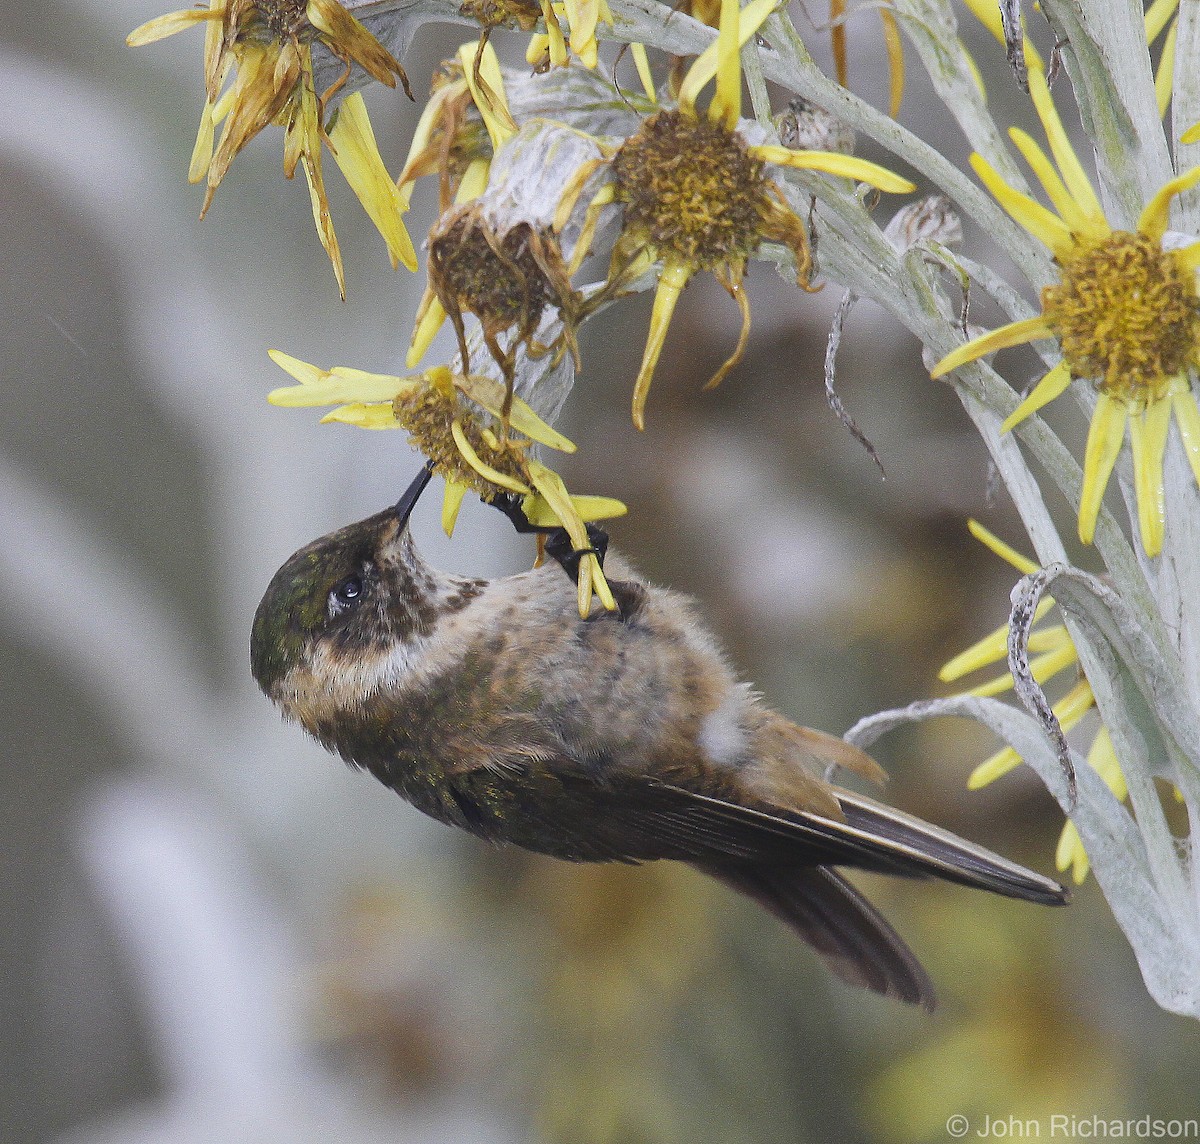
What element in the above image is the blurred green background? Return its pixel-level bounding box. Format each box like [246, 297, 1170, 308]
[3, 2, 1199, 1141]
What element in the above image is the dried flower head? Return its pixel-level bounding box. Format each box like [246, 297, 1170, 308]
[408, 101, 611, 392]
[128, 0, 416, 296]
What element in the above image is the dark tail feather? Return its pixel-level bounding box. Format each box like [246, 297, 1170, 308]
[698, 862, 937, 1010]
[835, 792, 1070, 905]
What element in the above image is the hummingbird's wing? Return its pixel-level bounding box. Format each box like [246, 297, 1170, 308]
[520, 773, 1068, 905]
[655, 780, 1068, 904]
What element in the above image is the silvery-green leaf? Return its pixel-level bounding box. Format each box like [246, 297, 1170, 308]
[846, 695, 1200, 1017]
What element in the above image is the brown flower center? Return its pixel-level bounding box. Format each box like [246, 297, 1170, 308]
[611, 109, 770, 270]
[233, 0, 313, 42]
[459, 0, 544, 29]
[1042, 231, 1200, 405]
[393, 387, 527, 499]
[430, 216, 555, 336]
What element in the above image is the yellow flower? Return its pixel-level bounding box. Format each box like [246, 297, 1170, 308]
[939, 521, 1123, 884]
[557, 0, 915, 429]
[127, 0, 416, 298]
[267, 351, 626, 617]
[931, 61, 1200, 557]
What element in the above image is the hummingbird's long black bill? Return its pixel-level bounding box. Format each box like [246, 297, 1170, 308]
[395, 460, 435, 527]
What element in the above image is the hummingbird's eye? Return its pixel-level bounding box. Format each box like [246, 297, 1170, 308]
[328, 573, 365, 618]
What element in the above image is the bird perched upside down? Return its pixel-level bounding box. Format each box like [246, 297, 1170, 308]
[251, 467, 1068, 1009]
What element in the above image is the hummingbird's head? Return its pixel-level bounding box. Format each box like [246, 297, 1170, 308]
[250, 466, 453, 726]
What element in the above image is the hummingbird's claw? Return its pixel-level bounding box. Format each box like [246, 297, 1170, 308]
[487, 494, 611, 587]
[487, 491, 546, 535]
[545, 524, 609, 579]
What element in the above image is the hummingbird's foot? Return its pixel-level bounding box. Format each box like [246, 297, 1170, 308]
[485, 494, 637, 615]
[487, 491, 546, 535]
[544, 524, 609, 579]
[488, 494, 615, 587]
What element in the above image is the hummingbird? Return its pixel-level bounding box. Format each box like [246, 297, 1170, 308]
[251, 465, 1068, 1009]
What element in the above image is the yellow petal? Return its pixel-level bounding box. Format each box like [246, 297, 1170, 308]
[520, 494, 628, 527]
[1000, 360, 1073, 433]
[526, 460, 617, 616]
[1182, 122, 1200, 146]
[959, 0, 1004, 42]
[280, 373, 414, 406]
[441, 480, 469, 536]
[968, 747, 1021, 789]
[1007, 128, 1101, 237]
[1129, 397, 1171, 556]
[633, 261, 692, 431]
[268, 359, 409, 406]
[880, 6, 904, 118]
[1088, 725, 1126, 799]
[1172, 390, 1200, 488]
[1055, 820, 1090, 884]
[1145, 0, 1179, 44]
[969, 153, 1075, 254]
[753, 146, 916, 193]
[1155, 18, 1178, 119]
[407, 293, 448, 369]
[960, 624, 1075, 699]
[450, 419, 531, 494]
[188, 98, 218, 183]
[632, 42, 657, 102]
[1054, 678, 1095, 731]
[1078, 393, 1128, 545]
[932, 315, 1054, 380]
[553, 158, 607, 234]
[1027, 66, 1106, 222]
[563, 0, 600, 66]
[268, 348, 326, 386]
[962, 44, 987, 101]
[708, 0, 744, 129]
[459, 40, 516, 149]
[966, 518, 1040, 574]
[1176, 241, 1200, 272]
[327, 92, 418, 271]
[454, 375, 577, 452]
[127, 8, 217, 46]
[938, 604, 1056, 683]
[321, 403, 402, 428]
[677, 0, 777, 116]
[1137, 164, 1200, 241]
[457, 156, 492, 203]
[539, 0, 570, 68]
[1030, 641, 1084, 690]
[567, 182, 617, 274]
